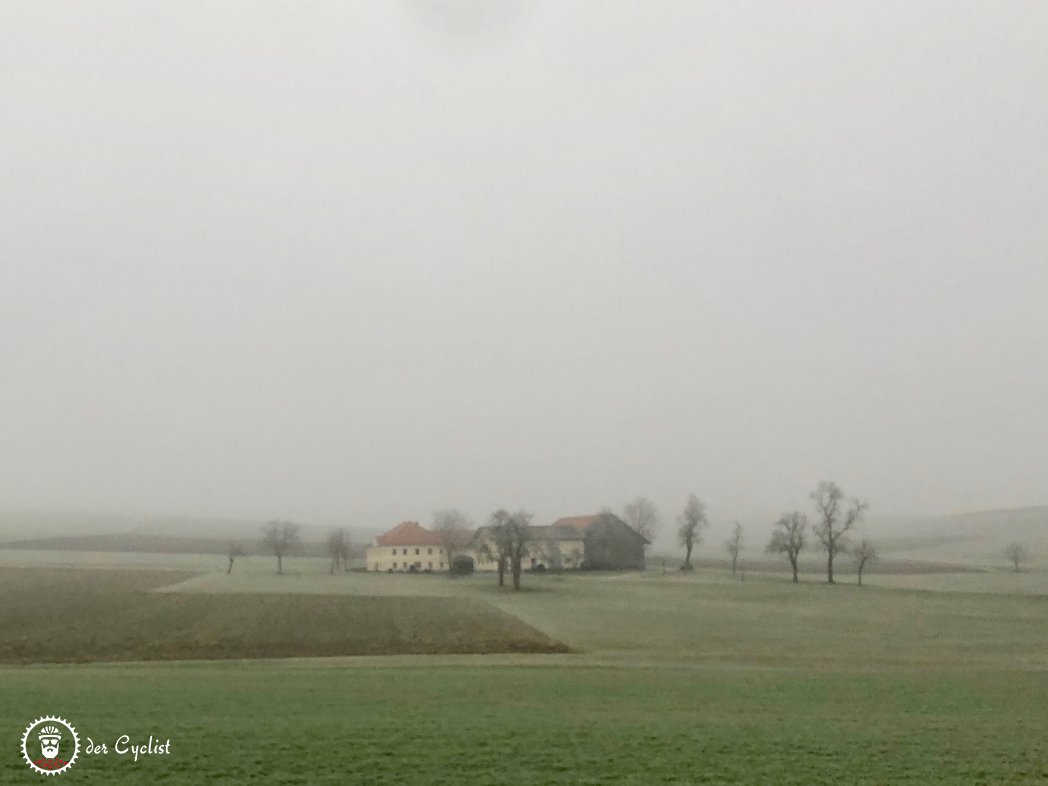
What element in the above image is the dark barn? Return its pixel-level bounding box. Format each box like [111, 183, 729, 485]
[551, 514, 649, 570]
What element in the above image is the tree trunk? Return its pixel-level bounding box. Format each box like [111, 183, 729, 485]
[512, 559, 522, 590]
[227, 558, 234, 575]
[731, 554, 738, 575]
[684, 541, 693, 568]
[789, 557, 798, 583]
[497, 558, 505, 587]
[826, 549, 834, 584]
[277, 554, 283, 575]
[857, 565, 864, 586]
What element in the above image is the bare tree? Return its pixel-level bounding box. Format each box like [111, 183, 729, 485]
[622, 496, 660, 543]
[326, 528, 351, 574]
[262, 520, 301, 575]
[767, 512, 807, 583]
[483, 509, 532, 590]
[226, 544, 245, 575]
[481, 509, 513, 587]
[510, 510, 534, 589]
[506, 510, 533, 590]
[1004, 542, 1032, 573]
[810, 482, 867, 584]
[852, 539, 877, 586]
[432, 508, 474, 567]
[676, 494, 708, 571]
[725, 521, 744, 575]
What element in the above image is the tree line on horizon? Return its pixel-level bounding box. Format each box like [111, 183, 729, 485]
[666, 480, 876, 585]
[225, 483, 1036, 583]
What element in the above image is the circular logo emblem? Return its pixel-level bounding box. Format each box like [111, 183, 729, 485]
[21, 716, 79, 776]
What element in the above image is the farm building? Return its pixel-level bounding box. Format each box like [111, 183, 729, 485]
[366, 521, 447, 572]
[568, 513, 649, 569]
[471, 513, 648, 571]
[368, 514, 648, 573]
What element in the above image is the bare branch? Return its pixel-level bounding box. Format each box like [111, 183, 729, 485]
[261, 520, 301, 575]
[767, 512, 807, 583]
[432, 508, 475, 566]
[810, 482, 866, 584]
[851, 539, 877, 586]
[622, 496, 660, 543]
[676, 494, 708, 571]
[724, 521, 744, 576]
[1004, 542, 1032, 573]
[326, 528, 351, 575]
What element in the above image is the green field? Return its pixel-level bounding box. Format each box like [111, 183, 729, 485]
[2, 555, 1047, 784]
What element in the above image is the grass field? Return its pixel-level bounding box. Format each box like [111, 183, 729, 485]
[5, 661, 1046, 785]
[2, 553, 1047, 784]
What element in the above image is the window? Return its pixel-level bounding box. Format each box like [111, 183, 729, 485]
[439, 562, 444, 569]
[427, 548, 433, 555]
[428, 562, 433, 569]
[415, 548, 420, 555]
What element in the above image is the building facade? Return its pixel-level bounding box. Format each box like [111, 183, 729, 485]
[470, 513, 648, 571]
[366, 521, 447, 572]
[367, 514, 648, 574]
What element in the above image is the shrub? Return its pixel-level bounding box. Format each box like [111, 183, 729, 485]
[450, 555, 475, 576]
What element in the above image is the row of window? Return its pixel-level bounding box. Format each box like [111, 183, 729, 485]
[377, 562, 445, 570]
[390, 547, 442, 556]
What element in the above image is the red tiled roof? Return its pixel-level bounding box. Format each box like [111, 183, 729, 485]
[550, 513, 650, 544]
[549, 515, 601, 532]
[529, 523, 587, 541]
[374, 521, 443, 547]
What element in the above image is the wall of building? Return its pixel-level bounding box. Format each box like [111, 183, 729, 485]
[366, 544, 447, 572]
[466, 538, 586, 572]
[583, 519, 646, 569]
[365, 521, 645, 573]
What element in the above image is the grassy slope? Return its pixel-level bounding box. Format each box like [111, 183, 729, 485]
[2, 563, 1048, 783]
[157, 566, 1048, 666]
[876, 506, 1048, 566]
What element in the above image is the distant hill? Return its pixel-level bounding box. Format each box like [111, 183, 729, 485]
[0, 509, 379, 557]
[0, 532, 368, 559]
[1, 533, 247, 556]
[876, 506, 1048, 566]
[646, 555, 982, 576]
[0, 508, 267, 542]
[0, 509, 123, 541]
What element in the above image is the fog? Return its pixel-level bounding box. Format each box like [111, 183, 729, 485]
[1, 2, 1046, 541]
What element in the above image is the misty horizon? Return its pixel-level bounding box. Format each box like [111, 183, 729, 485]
[2, 2, 1046, 533]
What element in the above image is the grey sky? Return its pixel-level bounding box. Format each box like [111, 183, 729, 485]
[2, 2, 1046, 538]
